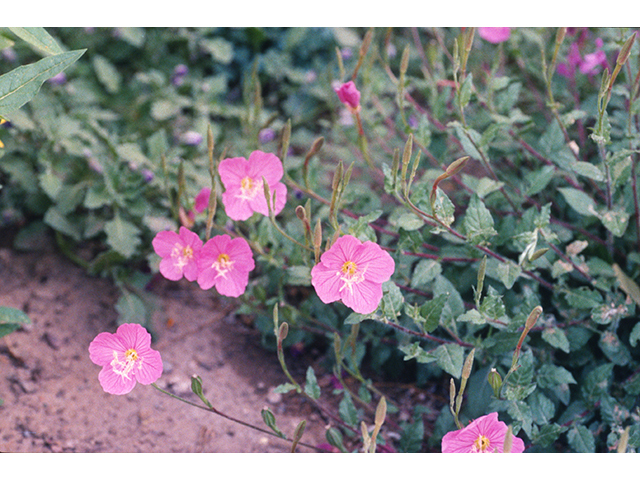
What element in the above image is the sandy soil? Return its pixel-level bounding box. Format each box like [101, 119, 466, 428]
[0, 247, 327, 453]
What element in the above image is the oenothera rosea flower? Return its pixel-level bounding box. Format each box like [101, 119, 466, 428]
[152, 226, 202, 281]
[196, 234, 255, 297]
[89, 323, 163, 395]
[219, 151, 287, 221]
[194, 187, 211, 214]
[311, 235, 395, 314]
[334, 81, 361, 111]
[477, 27, 511, 44]
[441, 412, 525, 453]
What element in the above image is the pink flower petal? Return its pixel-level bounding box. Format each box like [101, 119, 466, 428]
[341, 278, 384, 314]
[218, 157, 249, 188]
[247, 150, 284, 186]
[194, 187, 211, 213]
[441, 412, 525, 453]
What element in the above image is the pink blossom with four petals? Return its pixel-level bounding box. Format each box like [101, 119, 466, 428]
[196, 234, 255, 297]
[441, 412, 525, 453]
[219, 151, 287, 221]
[478, 27, 511, 44]
[152, 226, 202, 281]
[311, 235, 395, 314]
[335, 81, 361, 110]
[89, 323, 163, 395]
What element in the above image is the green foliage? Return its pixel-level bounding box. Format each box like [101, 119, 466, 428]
[3, 27, 640, 453]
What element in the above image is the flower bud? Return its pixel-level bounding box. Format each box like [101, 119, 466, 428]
[335, 81, 361, 110]
[488, 368, 503, 397]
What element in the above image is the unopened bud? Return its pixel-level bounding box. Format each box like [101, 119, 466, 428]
[295, 205, 307, 222]
[278, 322, 289, 341]
[487, 368, 503, 397]
[616, 32, 637, 67]
[525, 306, 543, 332]
[462, 348, 475, 381]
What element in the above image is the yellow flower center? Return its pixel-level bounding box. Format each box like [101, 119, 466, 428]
[238, 176, 263, 201]
[337, 260, 365, 294]
[111, 348, 141, 380]
[213, 253, 234, 278]
[472, 435, 492, 453]
[341, 261, 358, 276]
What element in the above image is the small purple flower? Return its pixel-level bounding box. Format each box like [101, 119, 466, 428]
[48, 72, 67, 85]
[172, 64, 189, 86]
[180, 131, 203, 146]
[141, 168, 154, 182]
[258, 128, 276, 144]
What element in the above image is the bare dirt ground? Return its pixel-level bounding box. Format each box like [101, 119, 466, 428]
[0, 246, 327, 453]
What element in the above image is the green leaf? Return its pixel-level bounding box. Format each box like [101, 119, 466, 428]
[531, 423, 566, 448]
[104, 215, 141, 259]
[338, 392, 359, 428]
[600, 208, 630, 237]
[558, 187, 596, 217]
[93, 55, 121, 94]
[542, 327, 570, 353]
[273, 382, 299, 394]
[8, 27, 64, 56]
[563, 287, 603, 309]
[458, 72, 473, 109]
[570, 161, 604, 181]
[418, 294, 448, 332]
[463, 195, 496, 245]
[261, 407, 286, 439]
[496, 261, 521, 289]
[0, 49, 86, 116]
[567, 425, 595, 453]
[399, 411, 424, 453]
[285, 266, 311, 286]
[0, 306, 31, 338]
[456, 308, 485, 324]
[433, 343, 464, 378]
[410, 259, 442, 289]
[526, 166, 555, 196]
[115, 290, 147, 325]
[304, 366, 321, 400]
[430, 187, 455, 228]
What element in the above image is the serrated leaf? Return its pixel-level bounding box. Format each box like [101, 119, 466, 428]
[457, 308, 484, 324]
[532, 423, 566, 448]
[563, 287, 603, 309]
[0, 306, 32, 338]
[464, 195, 497, 245]
[9, 27, 64, 56]
[542, 327, 570, 353]
[104, 215, 141, 258]
[496, 261, 521, 289]
[433, 343, 464, 378]
[430, 187, 455, 227]
[568, 425, 595, 453]
[0, 49, 85, 116]
[418, 294, 448, 332]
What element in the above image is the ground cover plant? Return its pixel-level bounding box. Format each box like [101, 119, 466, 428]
[2, 27, 640, 453]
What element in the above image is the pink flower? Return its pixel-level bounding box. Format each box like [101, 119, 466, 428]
[88, 323, 163, 395]
[478, 27, 511, 44]
[441, 412, 525, 453]
[218, 151, 287, 221]
[196, 234, 255, 297]
[579, 38, 607, 75]
[194, 187, 211, 213]
[311, 235, 395, 314]
[152, 226, 202, 281]
[335, 81, 361, 110]
[558, 37, 608, 78]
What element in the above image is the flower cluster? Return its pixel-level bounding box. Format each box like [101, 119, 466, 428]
[152, 227, 255, 298]
[441, 412, 525, 453]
